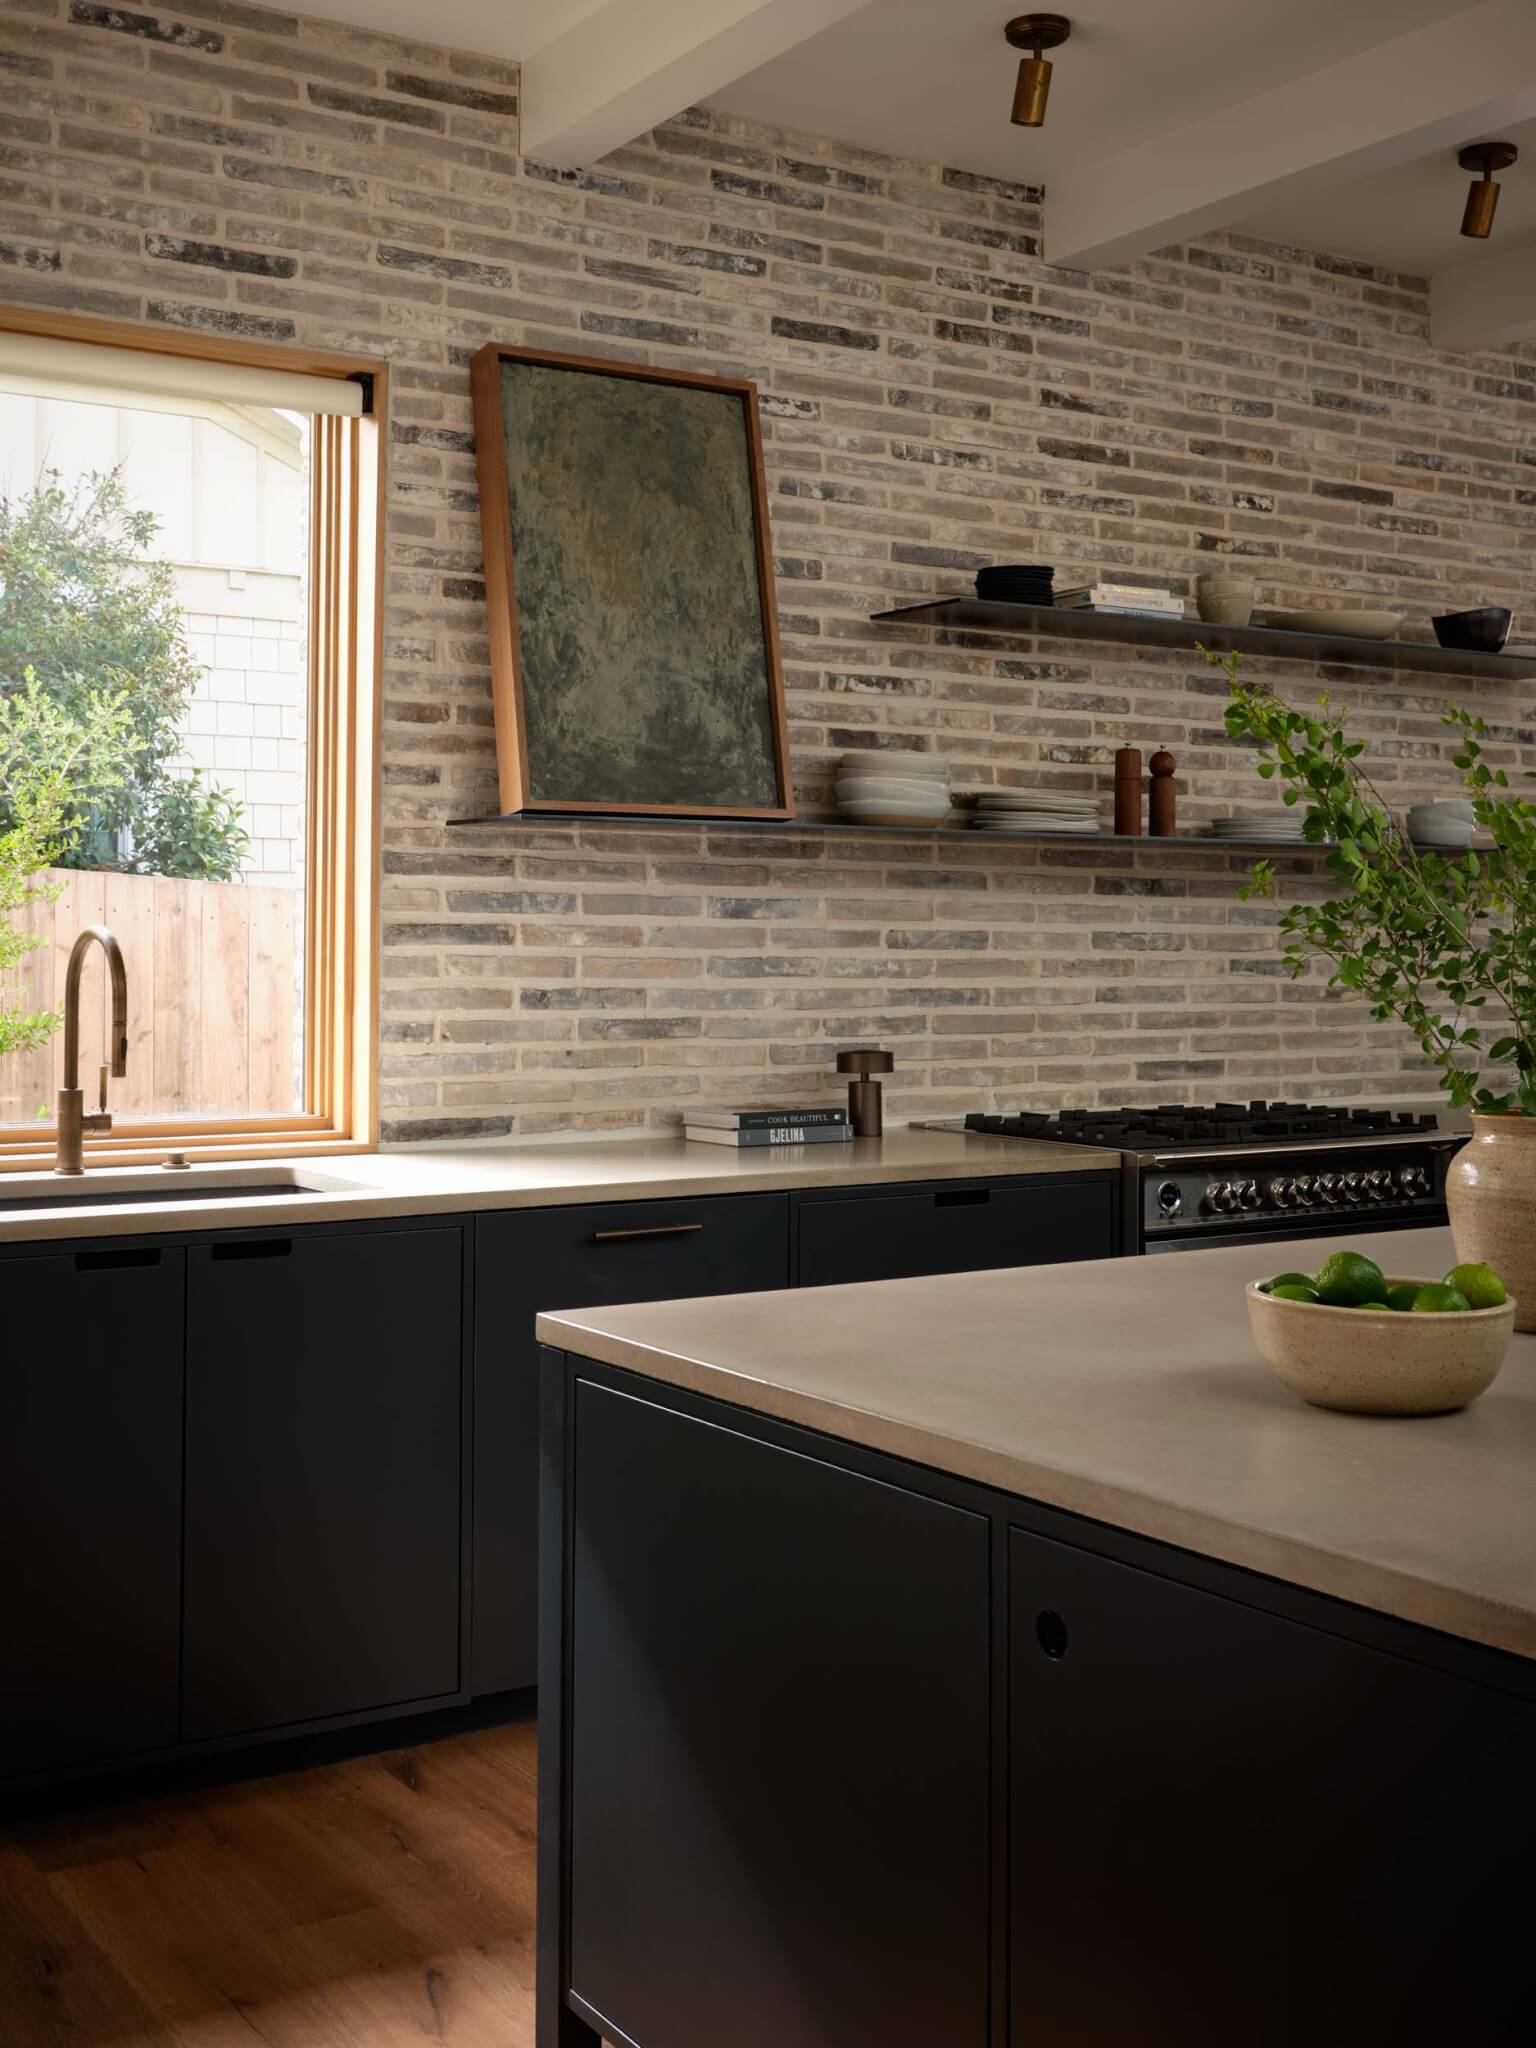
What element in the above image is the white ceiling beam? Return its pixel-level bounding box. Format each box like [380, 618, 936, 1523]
[1048, 0, 1536, 273]
[1431, 243, 1536, 352]
[519, 0, 872, 170]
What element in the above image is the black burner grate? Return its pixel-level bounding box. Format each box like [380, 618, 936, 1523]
[964, 1100, 1440, 1151]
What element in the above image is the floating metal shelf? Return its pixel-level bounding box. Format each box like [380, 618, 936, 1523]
[448, 811, 1337, 853]
[866, 598, 1536, 680]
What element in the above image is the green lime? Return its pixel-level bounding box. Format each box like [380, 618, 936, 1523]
[1385, 1282, 1422, 1313]
[1262, 1270, 1315, 1294]
[1410, 1284, 1472, 1314]
[1354, 1301, 1391, 1311]
[1271, 1283, 1321, 1304]
[1443, 1262, 1507, 1310]
[1314, 1250, 1388, 1308]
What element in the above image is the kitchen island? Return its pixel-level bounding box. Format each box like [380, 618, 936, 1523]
[536, 1227, 1535, 2048]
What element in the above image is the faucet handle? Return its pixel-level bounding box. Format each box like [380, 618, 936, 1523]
[98, 1062, 110, 1113]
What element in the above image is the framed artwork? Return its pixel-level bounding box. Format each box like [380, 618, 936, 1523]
[470, 343, 793, 819]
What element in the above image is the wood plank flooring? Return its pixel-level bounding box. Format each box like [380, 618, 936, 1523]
[0, 1716, 542, 2047]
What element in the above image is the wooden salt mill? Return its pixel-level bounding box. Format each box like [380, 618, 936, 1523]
[1113, 746, 1143, 836]
[1149, 748, 1177, 836]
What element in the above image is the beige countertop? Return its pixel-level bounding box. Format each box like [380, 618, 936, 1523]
[539, 1226, 1536, 1662]
[0, 1126, 1108, 1243]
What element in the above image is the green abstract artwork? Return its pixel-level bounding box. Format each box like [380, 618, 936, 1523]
[495, 356, 786, 811]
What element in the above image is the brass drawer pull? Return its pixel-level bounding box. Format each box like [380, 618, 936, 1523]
[592, 1223, 705, 1244]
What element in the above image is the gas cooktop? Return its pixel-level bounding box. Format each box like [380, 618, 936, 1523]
[960, 1100, 1442, 1153]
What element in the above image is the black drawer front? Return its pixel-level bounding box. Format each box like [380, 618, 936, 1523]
[482, 1191, 791, 1316]
[796, 1176, 1116, 1288]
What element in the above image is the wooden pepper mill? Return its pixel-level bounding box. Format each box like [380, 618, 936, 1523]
[1113, 746, 1143, 836]
[1149, 748, 1177, 837]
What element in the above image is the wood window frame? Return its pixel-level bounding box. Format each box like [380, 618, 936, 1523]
[0, 306, 384, 1169]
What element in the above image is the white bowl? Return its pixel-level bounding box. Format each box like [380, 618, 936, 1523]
[836, 776, 951, 802]
[840, 752, 949, 781]
[839, 798, 952, 823]
[1247, 1279, 1515, 1414]
[1265, 607, 1402, 640]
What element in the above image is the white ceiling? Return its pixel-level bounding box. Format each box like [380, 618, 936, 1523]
[300, 0, 1536, 331]
[303, 0, 603, 63]
[1249, 118, 1536, 277]
[710, 0, 1474, 198]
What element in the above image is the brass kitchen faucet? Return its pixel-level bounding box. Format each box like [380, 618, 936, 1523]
[55, 924, 127, 1175]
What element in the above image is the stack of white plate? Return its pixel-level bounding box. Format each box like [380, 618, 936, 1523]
[835, 752, 951, 826]
[1407, 799, 1475, 849]
[1209, 809, 1309, 845]
[970, 790, 1100, 836]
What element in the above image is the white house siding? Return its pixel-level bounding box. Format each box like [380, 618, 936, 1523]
[0, 388, 307, 888]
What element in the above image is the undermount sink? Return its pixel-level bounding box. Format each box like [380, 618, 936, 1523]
[0, 1167, 358, 1214]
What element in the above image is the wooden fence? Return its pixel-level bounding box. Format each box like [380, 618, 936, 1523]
[1, 870, 301, 1125]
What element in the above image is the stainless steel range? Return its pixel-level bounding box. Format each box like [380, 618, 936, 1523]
[929, 1101, 1467, 1254]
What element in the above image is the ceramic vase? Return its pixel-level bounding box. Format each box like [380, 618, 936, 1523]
[1446, 1113, 1536, 1332]
[1194, 574, 1255, 626]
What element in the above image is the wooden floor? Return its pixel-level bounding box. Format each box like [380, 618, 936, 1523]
[0, 1716, 542, 2047]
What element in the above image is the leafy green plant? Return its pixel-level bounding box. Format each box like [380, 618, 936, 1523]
[0, 469, 246, 880]
[1207, 645, 1536, 1116]
[0, 671, 136, 1059]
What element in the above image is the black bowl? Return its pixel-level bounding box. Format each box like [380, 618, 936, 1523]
[1432, 606, 1513, 653]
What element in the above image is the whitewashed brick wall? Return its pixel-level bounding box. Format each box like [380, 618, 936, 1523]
[4, 0, 1533, 1140]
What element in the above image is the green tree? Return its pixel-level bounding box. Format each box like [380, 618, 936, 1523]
[1205, 645, 1536, 1116]
[0, 469, 247, 879]
[0, 671, 136, 1059]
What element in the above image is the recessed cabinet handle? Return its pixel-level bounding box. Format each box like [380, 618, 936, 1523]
[592, 1223, 705, 1244]
[75, 1246, 161, 1271]
[935, 1187, 991, 1207]
[211, 1238, 293, 1260]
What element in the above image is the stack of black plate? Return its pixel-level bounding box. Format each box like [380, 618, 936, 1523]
[975, 563, 1053, 605]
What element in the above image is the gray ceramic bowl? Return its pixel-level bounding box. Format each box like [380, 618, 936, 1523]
[1247, 1279, 1515, 1415]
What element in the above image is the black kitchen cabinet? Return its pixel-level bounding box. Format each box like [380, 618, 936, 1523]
[0, 1244, 184, 1774]
[1007, 1527, 1532, 2046]
[796, 1171, 1116, 1287]
[540, 1357, 1536, 2048]
[472, 1193, 789, 1693]
[183, 1225, 465, 1739]
[565, 1377, 991, 2048]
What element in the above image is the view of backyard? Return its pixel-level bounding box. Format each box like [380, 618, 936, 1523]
[0, 382, 309, 1127]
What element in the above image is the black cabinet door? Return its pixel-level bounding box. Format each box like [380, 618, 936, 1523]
[183, 1226, 464, 1740]
[472, 1193, 789, 1693]
[0, 1243, 184, 1775]
[797, 1173, 1116, 1287]
[567, 1379, 991, 2048]
[1008, 1528, 1533, 2046]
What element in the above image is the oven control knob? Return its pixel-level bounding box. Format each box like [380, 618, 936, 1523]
[1368, 1168, 1391, 1198]
[1293, 1175, 1315, 1203]
[1156, 1180, 1182, 1217]
[1240, 1179, 1263, 1210]
[1272, 1177, 1293, 1207]
[1208, 1180, 1238, 1214]
[1343, 1172, 1364, 1202]
[1317, 1173, 1341, 1203]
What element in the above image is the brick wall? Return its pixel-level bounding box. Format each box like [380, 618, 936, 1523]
[3, 0, 1533, 1140]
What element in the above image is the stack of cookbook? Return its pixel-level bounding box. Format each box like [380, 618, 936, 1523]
[684, 1108, 852, 1148]
[1055, 580, 1185, 620]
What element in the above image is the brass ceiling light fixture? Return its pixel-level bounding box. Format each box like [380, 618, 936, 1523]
[1006, 13, 1071, 128]
[1458, 141, 1517, 239]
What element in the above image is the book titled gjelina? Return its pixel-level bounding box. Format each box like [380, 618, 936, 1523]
[684, 1107, 852, 1147]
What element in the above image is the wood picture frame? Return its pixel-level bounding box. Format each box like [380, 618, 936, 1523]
[470, 343, 793, 819]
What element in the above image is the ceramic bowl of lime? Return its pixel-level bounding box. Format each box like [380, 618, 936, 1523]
[1247, 1250, 1515, 1415]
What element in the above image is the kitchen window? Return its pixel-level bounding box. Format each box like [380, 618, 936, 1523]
[0, 308, 382, 1167]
